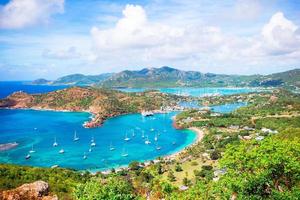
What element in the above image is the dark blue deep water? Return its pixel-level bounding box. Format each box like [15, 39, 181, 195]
[0, 81, 68, 98]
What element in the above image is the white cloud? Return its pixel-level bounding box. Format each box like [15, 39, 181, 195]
[43, 46, 81, 60]
[90, 4, 225, 62]
[88, 5, 300, 74]
[261, 12, 300, 55]
[0, 0, 64, 29]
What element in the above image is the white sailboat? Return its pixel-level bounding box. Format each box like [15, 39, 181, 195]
[109, 142, 115, 151]
[53, 137, 58, 147]
[91, 136, 96, 146]
[156, 144, 162, 150]
[89, 147, 92, 152]
[83, 152, 87, 160]
[121, 148, 128, 157]
[154, 134, 158, 141]
[25, 154, 31, 159]
[124, 132, 130, 141]
[59, 149, 64, 154]
[73, 130, 79, 141]
[150, 128, 155, 132]
[145, 136, 151, 145]
[29, 144, 35, 153]
[141, 130, 145, 138]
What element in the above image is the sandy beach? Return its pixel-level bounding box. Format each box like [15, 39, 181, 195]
[163, 127, 205, 160]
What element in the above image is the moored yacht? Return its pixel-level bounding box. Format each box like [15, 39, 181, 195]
[141, 111, 154, 117]
[73, 131, 79, 141]
[25, 154, 31, 159]
[53, 137, 58, 147]
[121, 148, 128, 157]
[29, 145, 35, 153]
[59, 149, 64, 154]
[91, 136, 96, 146]
[83, 152, 87, 160]
[141, 131, 145, 138]
[109, 143, 115, 151]
[145, 136, 151, 145]
[124, 133, 130, 141]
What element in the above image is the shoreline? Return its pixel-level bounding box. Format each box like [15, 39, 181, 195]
[162, 127, 204, 160]
[99, 127, 204, 174]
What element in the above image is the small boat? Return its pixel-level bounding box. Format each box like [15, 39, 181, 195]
[141, 111, 154, 117]
[109, 143, 115, 151]
[154, 134, 158, 141]
[124, 133, 130, 141]
[25, 154, 31, 159]
[34, 127, 38, 130]
[150, 128, 155, 132]
[83, 152, 87, 160]
[73, 131, 79, 141]
[132, 130, 135, 137]
[29, 145, 35, 153]
[51, 165, 59, 168]
[89, 148, 92, 152]
[91, 142, 96, 147]
[53, 137, 58, 147]
[141, 131, 145, 138]
[156, 146, 162, 150]
[90, 136, 96, 146]
[121, 148, 128, 157]
[172, 141, 176, 145]
[59, 149, 64, 154]
[145, 136, 151, 145]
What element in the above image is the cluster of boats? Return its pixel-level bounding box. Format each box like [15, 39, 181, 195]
[25, 128, 172, 160]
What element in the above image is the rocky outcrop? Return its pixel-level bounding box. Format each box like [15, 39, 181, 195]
[0, 181, 57, 200]
[0, 91, 34, 108]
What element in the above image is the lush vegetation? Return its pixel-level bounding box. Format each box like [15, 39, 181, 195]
[1, 89, 300, 199]
[0, 164, 91, 198]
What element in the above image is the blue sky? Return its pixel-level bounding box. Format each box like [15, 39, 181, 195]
[0, 0, 300, 80]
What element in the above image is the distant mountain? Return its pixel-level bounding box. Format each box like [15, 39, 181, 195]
[100, 67, 300, 89]
[31, 78, 51, 85]
[33, 73, 113, 86]
[100, 66, 253, 88]
[32, 67, 300, 89]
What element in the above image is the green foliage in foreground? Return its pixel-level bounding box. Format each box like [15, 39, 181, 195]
[0, 164, 91, 198]
[168, 137, 300, 200]
[218, 138, 300, 199]
[73, 176, 138, 200]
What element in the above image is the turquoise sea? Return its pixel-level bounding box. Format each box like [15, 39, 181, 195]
[0, 81, 249, 171]
[117, 87, 258, 97]
[0, 110, 196, 171]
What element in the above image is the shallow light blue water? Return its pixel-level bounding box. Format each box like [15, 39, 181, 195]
[0, 109, 196, 171]
[117, 87, 257, 97]
[211, 102, 247, 113]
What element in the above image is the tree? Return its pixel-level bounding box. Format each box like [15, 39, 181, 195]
[73, 177, 137, 200]
[217, 138, 300, 199]
[175, 164, 183, 172]
[167, 170, 176, 182]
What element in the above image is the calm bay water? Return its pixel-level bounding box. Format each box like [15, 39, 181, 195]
[0, 81, 248, 171]
[0, 109, 196, 170]
[117, 87, 258, 97]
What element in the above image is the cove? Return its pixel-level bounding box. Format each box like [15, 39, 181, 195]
[0, 109, 196, 171]
[117, 87, 260, 97]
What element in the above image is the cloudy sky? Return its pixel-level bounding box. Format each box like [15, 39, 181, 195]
[0, 0, 300, 80]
